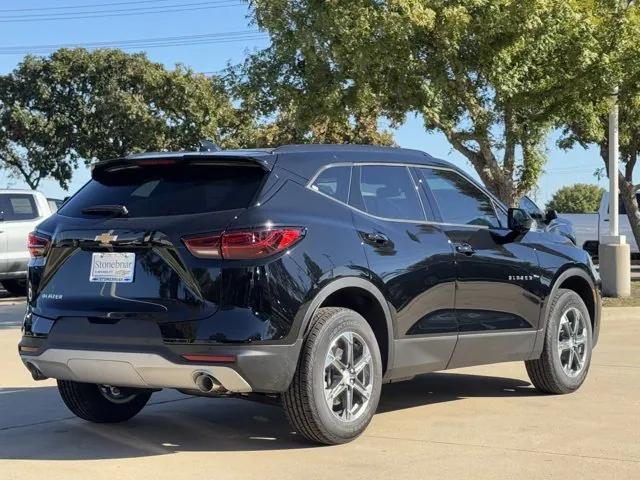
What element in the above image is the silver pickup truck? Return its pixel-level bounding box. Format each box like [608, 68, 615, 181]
[0, 190, 55, 295]
[562, 190, 640, 257]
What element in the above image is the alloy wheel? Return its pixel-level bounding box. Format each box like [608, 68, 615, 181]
[557, 307, 588, 378]
[98, 385, 137, 404]
[323, 331, 374, 422]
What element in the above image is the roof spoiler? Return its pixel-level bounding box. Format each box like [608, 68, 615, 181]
[91, 151, 274, 180]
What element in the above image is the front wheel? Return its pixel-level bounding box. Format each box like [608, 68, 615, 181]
[525, 289, 593, 394]
[282, 307, 383, 445]
[58, 380, 152, 423]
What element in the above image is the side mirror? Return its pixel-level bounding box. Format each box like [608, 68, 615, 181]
[508, 208, 533, 232]
[545, 209, 558, 223]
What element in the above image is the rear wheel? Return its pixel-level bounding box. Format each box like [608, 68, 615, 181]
[525, 289, 593, 394]
[282, 307, 382, 445]
[1, 279, 27, 296]
[57, 380, 152, 423]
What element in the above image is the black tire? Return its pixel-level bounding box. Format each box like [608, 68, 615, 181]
[282, 307, 383, 445]
[57, 380, 152, 423]
[1, 279, 27, 297]
[525, 289, 593, 394]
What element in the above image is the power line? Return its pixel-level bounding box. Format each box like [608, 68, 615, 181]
[2, 0, 234, 17]
[0, 0, 178, 13]
[0, 1, 244, 23]
[0, 31, 268, 55]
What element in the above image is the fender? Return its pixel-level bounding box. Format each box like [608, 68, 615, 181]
[295, 276, 396, 372]
[531, 266, 600, 358]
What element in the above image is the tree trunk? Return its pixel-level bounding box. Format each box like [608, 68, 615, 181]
[599, 140, 640, 251]
[618, 172, 640, 249]
[475, 169, 516, 206]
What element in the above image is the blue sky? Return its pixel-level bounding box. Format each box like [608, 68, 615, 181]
[0, 0, 612, 206]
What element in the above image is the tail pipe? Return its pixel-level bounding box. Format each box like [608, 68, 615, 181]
[25, 362, 48, 381]
[193, 371, 225, 393]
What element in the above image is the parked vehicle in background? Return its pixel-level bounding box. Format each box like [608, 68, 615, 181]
[0, 190, 54, 296]
[47, 198, 64, 212]
[562, 190, 640, 258]
[519, 196, 577, 245]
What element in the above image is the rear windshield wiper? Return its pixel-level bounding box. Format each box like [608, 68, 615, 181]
[81, 205, 129, 217]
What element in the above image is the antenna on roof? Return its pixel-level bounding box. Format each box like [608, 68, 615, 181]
[199, 139, 221, 152]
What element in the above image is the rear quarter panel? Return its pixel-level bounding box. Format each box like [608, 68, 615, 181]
[219, 173, 371, 344]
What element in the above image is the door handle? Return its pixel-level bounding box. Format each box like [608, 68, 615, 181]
[363, 232, 390, 246]
[455, 243, 475, 255]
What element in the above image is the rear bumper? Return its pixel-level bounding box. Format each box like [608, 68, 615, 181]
[21, 349, 253, 392]
[19, 339, 303, 393]
[20, 311, 304, 393]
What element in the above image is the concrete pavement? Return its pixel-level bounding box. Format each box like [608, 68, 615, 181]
[0, 293, 26, 329]
[0, 307, 639, 479]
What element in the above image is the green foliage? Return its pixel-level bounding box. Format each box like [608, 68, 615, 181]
[240, 0, 607, 204]
[546, 184, 604, 213]
[0, 48, 253, 189]
[558, 1, 640, 248]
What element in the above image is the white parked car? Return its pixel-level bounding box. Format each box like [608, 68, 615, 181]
[562, 190, 640, 257]
[0, 190, 55, 296]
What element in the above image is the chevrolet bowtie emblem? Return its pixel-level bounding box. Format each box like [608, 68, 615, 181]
[95, 231, 118, 245]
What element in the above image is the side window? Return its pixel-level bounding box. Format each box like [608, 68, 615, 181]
[310, 165, 351, 204]
[350, 165, 425, 221]
[0, 194, 38, 221]
[419, 168, 499, 228]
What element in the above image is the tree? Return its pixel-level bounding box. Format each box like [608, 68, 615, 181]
[0, 48, 255, 189]
[240, 0, 605, 205]
[0, 60, 81, 189]
[559, 0, 640, 249]
[546, 184, 604, 213]
[229, 49, 394, 146]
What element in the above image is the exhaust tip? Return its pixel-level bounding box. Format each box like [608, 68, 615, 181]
[193, 371, 224, 393]
[25, 362, 48, 381]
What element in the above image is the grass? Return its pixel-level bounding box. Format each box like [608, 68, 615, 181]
[602, 280, 640, 307]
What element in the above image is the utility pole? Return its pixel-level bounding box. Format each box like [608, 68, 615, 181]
[599, 90, 631, 297]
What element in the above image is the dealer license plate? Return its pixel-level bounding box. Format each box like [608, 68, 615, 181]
[89, 252, 135, 283]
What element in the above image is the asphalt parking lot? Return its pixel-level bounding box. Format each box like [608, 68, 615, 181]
[1, 303, 639, 480]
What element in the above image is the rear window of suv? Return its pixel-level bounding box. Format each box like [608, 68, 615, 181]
[60, 163, 265, 218]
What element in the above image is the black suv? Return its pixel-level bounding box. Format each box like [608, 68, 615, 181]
[19, 145, 601, 445]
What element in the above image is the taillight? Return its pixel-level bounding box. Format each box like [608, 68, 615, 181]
[182, 234, 222, 259]
[28, 232, 50, 258]
[183, 227, 305, 260]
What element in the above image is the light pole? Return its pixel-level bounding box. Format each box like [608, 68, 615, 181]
[599, 90, 631, 297]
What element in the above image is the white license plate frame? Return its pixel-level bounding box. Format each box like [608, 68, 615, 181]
[89, 252, 136, 283]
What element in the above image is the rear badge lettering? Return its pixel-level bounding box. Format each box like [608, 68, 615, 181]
[41, 293, 63, 300]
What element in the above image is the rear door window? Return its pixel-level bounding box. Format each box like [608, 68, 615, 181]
[349, 165, 425, 221]
[60, 164, 266, 218]
[0, 194, 38, 221]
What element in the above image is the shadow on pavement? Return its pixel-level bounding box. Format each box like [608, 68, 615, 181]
[0, 372, 537, 459]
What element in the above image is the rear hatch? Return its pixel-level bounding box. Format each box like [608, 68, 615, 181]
[31, 154, 269, 323]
